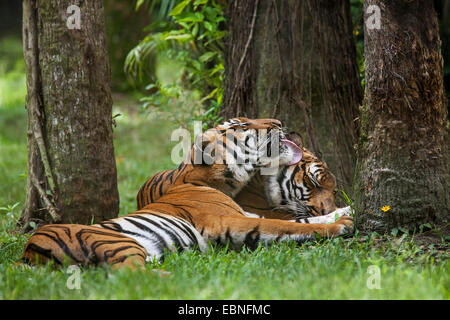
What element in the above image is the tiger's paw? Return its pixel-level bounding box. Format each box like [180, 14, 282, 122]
[331, 206, 353, 221]
[331, 216, 354, 236]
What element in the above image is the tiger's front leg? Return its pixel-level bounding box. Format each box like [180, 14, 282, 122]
[295, 206, 353, 224]
[242, 206, 353, 224]
[199, 214, 353, 250]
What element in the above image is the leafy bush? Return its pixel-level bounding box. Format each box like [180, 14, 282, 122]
[125, 0, 226, 128]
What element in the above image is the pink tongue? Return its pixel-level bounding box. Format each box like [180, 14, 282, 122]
[281, 139, 303, 166]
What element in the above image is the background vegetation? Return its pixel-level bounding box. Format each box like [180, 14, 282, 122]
[0, 0, 448, 299]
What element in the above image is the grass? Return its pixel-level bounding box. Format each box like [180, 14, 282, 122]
[0, 236, 448, 299]
[0, 37, 27, 110]
[0, 37, 448, 300]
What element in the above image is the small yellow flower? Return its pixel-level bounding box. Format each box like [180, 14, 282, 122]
[354, 30, 359, 36]
[381, 205, 390, 212]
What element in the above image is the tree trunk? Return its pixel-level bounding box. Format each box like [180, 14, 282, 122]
[309, 0, 363, 190]
[21, 0, 119, 229]
[440, 0, 450, 115]
[354, 0, 449, 233]
[222, 0, 362, 191]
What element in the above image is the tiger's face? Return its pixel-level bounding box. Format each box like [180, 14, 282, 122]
[192, 117, 301, 169]
[188, 117, 302, 197]
[265, 134, 338, 219]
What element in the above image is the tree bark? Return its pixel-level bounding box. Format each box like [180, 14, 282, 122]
[354, 0, 449, 233]
[21, 0, 119, 228]
[309, 0, 363, 189]
[222, 0, 362, 191]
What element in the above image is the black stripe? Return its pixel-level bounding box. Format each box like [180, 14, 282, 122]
[158, 171, 172, 198]
[24, 243, 63, 265]
[175, 162, 187, 179]
[226, 180, 235, 189]
[124, 217, 174, 250]
[130, 215, 189, 248]
[90, 239, 146, 255]
[103, 246, 145, 263]
[33, 231, 82, 263]
[278, 166, 288, 202]
[147, 201, 198, 227]
[135, 214, 198, 247]
[243, 226, 260, 250]
[142, 174, 159, 204]
[74, 230, 91, 258]
[166, 169, 176, 183]
[149, 172, 167, 202]
[110, 253, 146, 265]
[99, 221, 165, 254]
[99, 222, 124, 233]
[224, 228, 233, 245]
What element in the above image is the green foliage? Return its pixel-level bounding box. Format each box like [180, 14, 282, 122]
[111, 95, 177, 215]
[104, 0, 154, 92]
[0, 235, 448, 299]
[0, 38, 28, 206]
[0, 202, 29, 265]
[125, 0, 226, 128]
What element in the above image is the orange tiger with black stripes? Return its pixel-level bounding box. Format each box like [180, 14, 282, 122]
[21, 118, 353, 270]
[137, 131, 352, 224]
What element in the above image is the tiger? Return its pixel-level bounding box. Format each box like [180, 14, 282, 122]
[21, 118, 353, 270]
[136, 117, 301, 207]
[137, 131, 352, 225]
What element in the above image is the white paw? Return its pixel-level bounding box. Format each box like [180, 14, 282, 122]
[331, 206, 352, 221]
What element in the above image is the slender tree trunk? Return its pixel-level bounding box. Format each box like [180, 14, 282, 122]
[21, 0, 119, 229]
[222, 0, 362, 191]
[354, 0, 449, 233]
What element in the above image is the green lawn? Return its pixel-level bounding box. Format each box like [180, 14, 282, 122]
[0, 233, 448, 299]
[0, 37, 448, 300]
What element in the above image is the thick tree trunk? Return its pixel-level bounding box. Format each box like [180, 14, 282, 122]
[440, 0, 450, 114]
[222, 0, 361, 191]
[309, 0, 363, 189]
[354, 0, 449, 233]
[222, 0, 321, 153]
[21, 0, 119, 228]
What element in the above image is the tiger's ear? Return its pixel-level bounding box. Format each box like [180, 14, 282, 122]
[286, 132, 303, 149]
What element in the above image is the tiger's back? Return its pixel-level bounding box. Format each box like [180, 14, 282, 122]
[136, 168, 180, 209]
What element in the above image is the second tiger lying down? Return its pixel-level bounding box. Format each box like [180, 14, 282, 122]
[21, 118, 353, 269]
[235, 132, 353, 224]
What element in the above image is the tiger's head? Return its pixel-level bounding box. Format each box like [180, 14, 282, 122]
[264, 132, 338, 218]
[186, 117, 303, 197]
